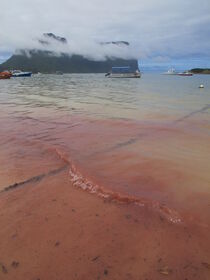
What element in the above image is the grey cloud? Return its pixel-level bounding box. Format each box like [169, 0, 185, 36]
[0, 0, 210, 60]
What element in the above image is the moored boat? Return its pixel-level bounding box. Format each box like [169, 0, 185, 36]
[177, 71, 193, 76]
[12, 70, 32, 77]
[0, 71, 12, 79]
[163, 68, 177, 75]
[164, 68, 193, 76]
[105, 66, 141, 78]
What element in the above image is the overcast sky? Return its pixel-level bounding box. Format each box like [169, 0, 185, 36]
[0, 0, 210, 65]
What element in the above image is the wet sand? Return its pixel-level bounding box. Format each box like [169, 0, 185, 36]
[1, 166, 210, 280]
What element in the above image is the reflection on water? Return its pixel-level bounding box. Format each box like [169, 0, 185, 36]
[0, 73, 210, 225]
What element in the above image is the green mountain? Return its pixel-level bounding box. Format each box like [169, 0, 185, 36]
[0, 50, 138, 74]
[0, 33, 138, 73]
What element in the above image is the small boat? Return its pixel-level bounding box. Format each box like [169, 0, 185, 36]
[177, 71, 193, 76]
[164, 69, 193, 76]
[105, 66, 141, 78]
[0, 71, 12, 79]
[12, 70, 32, 77]
[163, 68, 177, 75]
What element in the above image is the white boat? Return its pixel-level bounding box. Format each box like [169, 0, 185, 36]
[105, 66, 141, 78]
[163, 68, 177, 75]
[164, 68, 193, 76]
[12, 70, 32, 77]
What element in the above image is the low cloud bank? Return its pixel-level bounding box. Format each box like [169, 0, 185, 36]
[13, 33, 139, 61]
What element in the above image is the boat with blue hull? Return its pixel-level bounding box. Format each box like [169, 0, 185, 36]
[12, 70, 32, 77]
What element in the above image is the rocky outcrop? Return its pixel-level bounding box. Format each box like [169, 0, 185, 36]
[39, 33, 68, 45]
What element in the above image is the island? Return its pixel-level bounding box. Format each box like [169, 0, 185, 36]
[0, 33, 139, 73]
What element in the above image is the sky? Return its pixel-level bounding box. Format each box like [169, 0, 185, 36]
[0, 0, 210, 69]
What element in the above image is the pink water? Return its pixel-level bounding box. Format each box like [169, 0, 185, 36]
[0, 73, 210, 227]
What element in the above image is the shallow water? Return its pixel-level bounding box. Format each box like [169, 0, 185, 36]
[0, 73, 210, 225]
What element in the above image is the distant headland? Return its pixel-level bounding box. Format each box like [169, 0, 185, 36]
[190, 68, 210, 74]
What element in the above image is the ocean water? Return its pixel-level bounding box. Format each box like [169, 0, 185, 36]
[0, 73, 210, 225]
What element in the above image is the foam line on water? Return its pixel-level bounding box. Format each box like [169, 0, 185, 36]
[67, 159, 182, 225]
